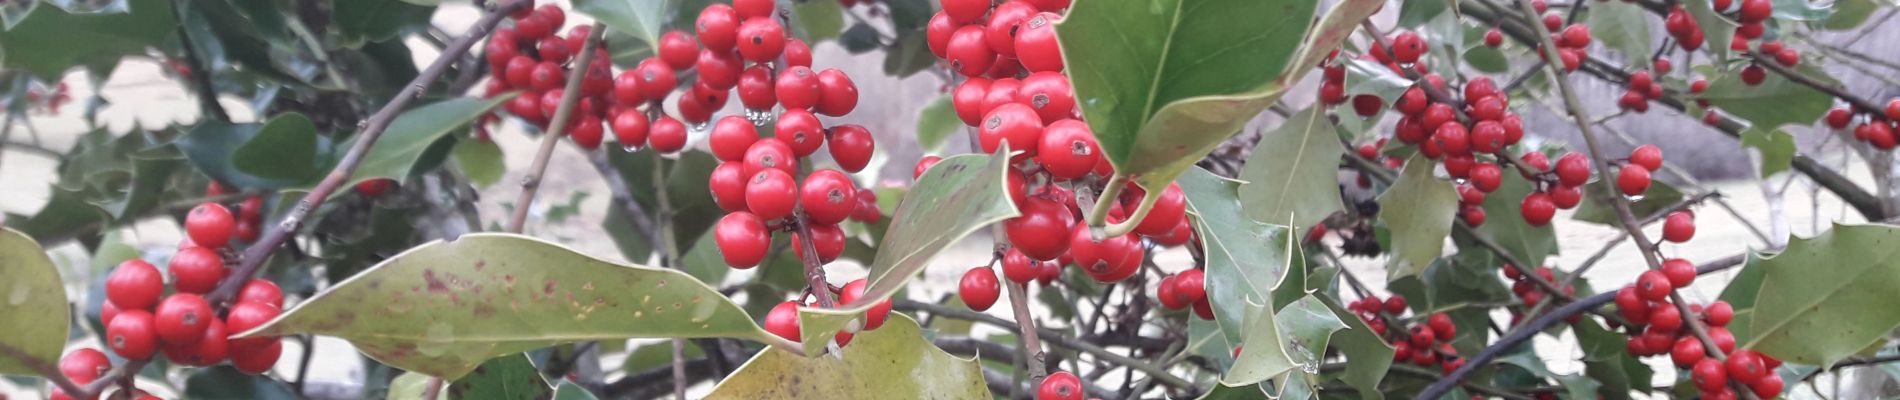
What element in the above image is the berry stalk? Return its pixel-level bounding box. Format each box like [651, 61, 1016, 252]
[207, 0, 532, 306]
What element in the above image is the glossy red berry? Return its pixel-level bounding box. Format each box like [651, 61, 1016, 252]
[784, 38, 812, 68]
[1520, 192, 1556, 226]
[733, 0, 773, 19]
[1741, 64, 1767, 86]
[59, 348, 110, 384]
[791, 223, 845, 263]
[800, 169, 858, 225]
[1175, 268, 1207, 304]
[980, 103, 1046, 159]
[1661, 258, 1697, 289]
[186, 203, 236, 248]
[1001, 249, 1039, 284]
[1694, 358, 1729, 391]
[657, 31, 699, 70]
[154, 294, 214, 345]
[914, 155, 943, 180]
[1630, 144, 1663, 172]
[697, 49, 742, 90]
[984, 1, 1036, 56]
[1560, 24, 1591, 48]
[735, 18, 786, 62]
[1391, 32, 1426, 64]
[1006, 198, 1076, 261]
[814, 69, 859, 117]
[744, 169, 798, 222]
[1038, 371, 1084, 400]
[1662, 211, 1695, 243]
[1384, 295, 1408, 315]
[715, 212, 771, 268]
[167, 247, 225, 294]
[1752, 373, 1785, 398]
[773, 66, 821, 110]
[1888, 99, 1900, 121]
[1016, 14, 1064, 72]
[1705, 301, 1735, 326]
[839, 279, 893, 331]
[231, 337, 281, 375]
[1671, 336, 1705, 367]
[742, 137, 797, 178]
[570, 116, 605, 150]
[1038, 120, 1100, 180]
[1727, 350, 1768, 383]
[709, 163, 750, 212]
[1018, 72, 1076, 124]
[1131, 182, 1187, 237]
[709, 116, 759, 163]
[1554, 153, 1590, 187]
[106, 310, 158, 359]
[1484, 28, 1503, 47]
[1826, 107, 1854, 129]
[1738, 0, 1772, 22]
[224, 301, 281, 349]
[107, 259, 164, 311]
[1155, 275, 1186, 309]
[696, 4, 740, 51]
[1649, 303, 1683, 331]
[1427, 312, 1456, 339]
[1617, 165, 1651, 196]
[238, 279, 284, 309]
[946, 26, 995, 77]
[634, 59, 677, 101]
[960, 267, 1001, 311]
[952, 78, 991, 126]
[776, 109, 825, 157]
[1636, 270, 1672, 301]
[828, 124, 876, 173]
[1469, 163, 1503, 193]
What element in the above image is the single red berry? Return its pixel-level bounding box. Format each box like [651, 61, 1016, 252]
[657, 31, 699, 70]
[776, 109, 826, 157]
[1694, 358, 1729, 391]
[709, 163, 750, 212]
[984, 1, 1036, 56]
[107, 259, 164, 311]
[154, 294, 214, 345]
[1542, 13, 1562, 31]
[1615, 287, 1651, 321]
[1617, 165, 1651, 196]
[1887, 99, 1900, 121]
[742, 137, 797, 178]
[1520, 192, 1557, 226]
[1383, 295, 1408, 315]
[914, 155, 944, 180]
[1662, 211, 1696, 243]
[59, 348, 110, 384]
[828, 124, 876, 173]
[735, 18, 786, 62]
[979, 103, 1046, 160]
[106, 310, 158, 359]
[1037, 120, 1100, 181]
[1560, 24, 1591, 48]
[1738, 0, 1772, 22]
[1409, 326, 1436, 348]
[1469, 163, 1503, 193]
[1469, 121, 1506, 154]
[959, 267, 1002, 311]
[1661, 258, 1697, 289]
[1751, 373, 1785, 398]
[839, 279, 893, 331]
[1000, 248, 1039, 284]
[1175, 269, 1207, 304]
[814, 69, 859, 117]
[733, 0, 773, 19]
[1554, 153, 1591, 187]
[168, 247, 225, 294]
[952, 78, 991, 127]
[1006, 198, 1076, 261]
[696, 4, 740, 51]
[1018, 72, 1076, 124]
[1391, 31, 1426, 64]
[1016, 14, 1064, 72]
[1630, 144, 1663, 172]
[697, 49, 743, 90]
[784, 37, 812, 68]
[1741, 64, 1767, 86]
[238, 279, 284, 309]
[231, 336, 281, 375]
[186, 203, 236, 248]
[744, 169, 798, 222]
[1484, 28, 1503, 47]
[1427, 312, 1456, 339]
[1636, 270, 1672, 301]
[1826, 107, 1854, 129]
[940, 0, 988, 23]
[570, 116, 605, 150]
[946, 26, 995, 77]
[224, 301, 281, 349]
[1132, 182, 1187, 237]
[709, 116, 759, 162]
[1705, 301, 1735, 326]
[1155, 275, 1186, 310]
[1649, 303, 1683, 331]
[1727, 350, 1768, 383]
[791, 222, 845, 263]
[714, 212, 771, 268]
[774, 66, 822, 110]
[1671, 336, 1705, 367]
[800, 169, 858, 225]
[1775, 47, 1800, 66]
[1037, 371, 1084, 400]
[633, 58, 677, 101]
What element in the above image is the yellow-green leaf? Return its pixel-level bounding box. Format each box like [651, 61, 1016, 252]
[240, 233, 771, 378]
[706, 314, 990, 399]
[0, 228, 67, 375]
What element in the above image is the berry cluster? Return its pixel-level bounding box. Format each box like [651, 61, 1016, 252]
[1615, 69, 1665, 113]
[70, 201, 287, 399]
[482, 4, 629, 150]
[1608, 210, 1783, 399]
[1500, 265, 1579, 326]
[1152, 268, 1214, 320]
[1536, 16, 1593, 73]
[957, 248, 1062, 312]
[761, 278, 894, 347]
[1827, 100, 1900, 150]
[1346, 295, 1468, 374]
[51, 349, 156, 400]
[201, 182, 266, 242]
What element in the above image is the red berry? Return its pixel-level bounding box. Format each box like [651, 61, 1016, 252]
[1775, 47, 1800, 66]
[946, 26, 995, 77]
[1705, 301, 1735, 326]
[697, 49, 742, 90]
[839, 279, 893, 331]
[828, 124, 876, 173]
[106, 310, 158, 359]
[1006, 198, 1076, 261]
[1484, 28, 1503, 47]
[186, 203, 236, 248]
[1560, 24, 1591, 48]
[1155, 275, 1186, 309]
[914, 155, 944, 180]
[1662, 258, 1697, 289]
[1016, 14, 1064, 72]
[1741, 64, 1767, 86]
[1001, 249, 1039, 284]
[1617, 165, 1651, 196]
[984, 1, 1036, 56]
[959, 267, 1001, 311]
[814, 69, 859, 117]
[1629, 144, 1663, 172]
[1727, 350, 1768, 383]
[940, 0, 988, 23]
[710, 116, 759, 162]
[980, 103, 1046, 160]
[791, 223, 845, 263]
[658, 31, 699, 70]
[952, 78, 991, 126]
[238, 279, 284, 309]
[570, 116, 605, 150]
[1520, 192, 1556, 226]
[715, 212, 771, 268]
[1542, 13, 1562, 31]
[1614, 287, 1650, 321]
[1469, 121, 1506, 154]
[1018, 72, 1076, 124]
[1131, 182, 1187, 237]
[168, 247, 225, 294]
[1432, 123, 1471, 156]
[1662, 211, 1696, 243]
[696, 4, 740, 51]
[783, 37, 812, 67]
[59, 348, 110, 384]
[1649, 303, 1683, 332]
[800, 169, 858, 225]
[1409, 326, 1436, 348]
[1175, 269, 1207, 304]
[224, 301, 281, 349]
[154, 294, 214, 345]
[926, 11, 957, 57]
[1738, 0, 1772, 22]
[1427, 312, 1456, 339]
[742, 137, 797, 178]
[1826, 107, 1854, 129]
[1038, 120, 1100, 180]
[735, 18, 786, 62]
[1553, 153, 1590, 187]
[1391, 31, 1426, 64]
[744, 169, 798, 222]
[1469, 163, 1502, 193]
[107, 259, 164, 311]
[733, 0, 773, 19]
[1637, 270, 1673, 301]
[1383, 295, 1408, 315]
[773, 66, 821, 110]
[710, 163, 749, 212]
[775, 109, 825, 157]
[1037, 371, 1084, 400]
[1887, 99, 1900, 121]
[1694, 358, 1729, 391]
[231, 337, 281, 375]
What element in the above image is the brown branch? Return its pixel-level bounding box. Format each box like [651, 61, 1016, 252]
[206, 0, 531, 306]
[506, 24, 606, 233]
[1746, 53, 1888, 115]
[0, 341, 85, 397]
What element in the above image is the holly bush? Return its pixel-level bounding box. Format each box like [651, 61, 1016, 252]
[3, 0, 1900, 399]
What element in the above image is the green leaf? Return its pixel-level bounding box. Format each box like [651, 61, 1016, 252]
[347, 95, 515, 185]
[1587, 0, 1652, 70]
[4, 187, 111, 243]
[1554, 374, 1604, 400]
[1463, 46, 1508, 73]
[554, 381, 598, 400]
[0, 228, 67, 375]
[1396, 0, 1450, 28]
[793, 151, 1018, 354]
[574, 0, 668, 49]
[1239, 106, 1347, 232]
[1180, 167, 1298, 344]
[234, 113, 324, 181]
[0, 0, 173, 77]
[1741, 128, 1795, 177]
[239, 233, 771, 379]
[1222, 301, 1297, 386]
[179, 121, 311, 189]
[1718, 253, 1769, 344]
[1572, 178, 1684, 227]
[705, 315, 989, 399]
[1464, 172, 1559, 267]
[914, 94, 959, 152]
[1823, 0, 1876, 29]
[1378, 156, 1457, 280]
[1266, 296, 1345, 397]
[451, 138, 505, 187]
[1322, 296, 1391, 400]
[185, 366, 299, 399]
[622, 341, 704, 374]
[1745, 223, 1900, 365]
[880, 31, 935, 77]
[447, 354, 551, 400]
[601, 148, 722, 265]
[792, 0, 844, 42]
[1682, 0, 1736, 60]
[97, 149, 188, 221]
[385, 371, 442, 400]
[331, 0, 434, 47]
[1059, 0, 1377, 190]
[1575, 319, 1648, 400]
[1698, 63, 1835, 129]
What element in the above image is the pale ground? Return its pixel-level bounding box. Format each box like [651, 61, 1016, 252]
[0, 3, 1876, 399]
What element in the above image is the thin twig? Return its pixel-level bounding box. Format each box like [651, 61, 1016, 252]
[894, 299, 1194, 389]
[169, 0, 231, 122]
[507, 23, 606, 233]
[0, 341, 85, 397]
[206, 0, 531, 306]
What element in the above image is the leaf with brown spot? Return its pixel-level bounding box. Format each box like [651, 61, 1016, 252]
[239, 234, 773, 378]
[706, 314, 990, 399]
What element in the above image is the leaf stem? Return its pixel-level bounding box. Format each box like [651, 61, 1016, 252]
[1085, 173, 1131, 229]
[206, 0, 531, 307]
[507, 23, 607, 234]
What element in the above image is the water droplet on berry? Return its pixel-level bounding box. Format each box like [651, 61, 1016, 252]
[1625, 194, 1645, 202]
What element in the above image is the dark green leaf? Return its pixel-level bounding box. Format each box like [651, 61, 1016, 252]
[447, 354, 551, 400]
[1223, 301, 1298, 386]
[1698, 63, 1835, 129]
[1463, 46, 1508, 73]
[331, 0, 434, 47]
[185, 366, 299, 399]
[601, 148, 721, 264]
[97, 150, 188, 221]
[347, 95, 516, 185]
[705, 315, 988, 398]
[1396, 0, 1451, 28]
[914, 94, 959, 151]
[574, 0, 668, 49]
[1378, 156, 1457, 280]
[839, 24, 881, 53]
[234, 113, 324, 181]
[241, 234, 772, 378]
[0, 228, 67, 375]
[1239, 106, 1347, 232]
[1587, 0, 1653, 70]
[1746, 224, 1900, 365]
[880, 31, 936, 77]
[0, 0, 173, 77]
[794, 151, 1017, 354]
[4, 187, 111, 243]
[1718, 253, 1768, 344]
[621, 341, 703, 374]
[179, 121, 316, 189]
[1575, 319, 1646, 400]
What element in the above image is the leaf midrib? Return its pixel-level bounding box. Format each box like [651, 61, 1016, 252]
[1265, 110, 1325, 221]
[1138, 0, 1188, 129]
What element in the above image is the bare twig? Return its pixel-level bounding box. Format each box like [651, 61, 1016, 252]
[205, 0, 530, 306]
[0, 342, 86, 397]
[507, 23, 606, 233]
[894, 299, 1194, 389]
